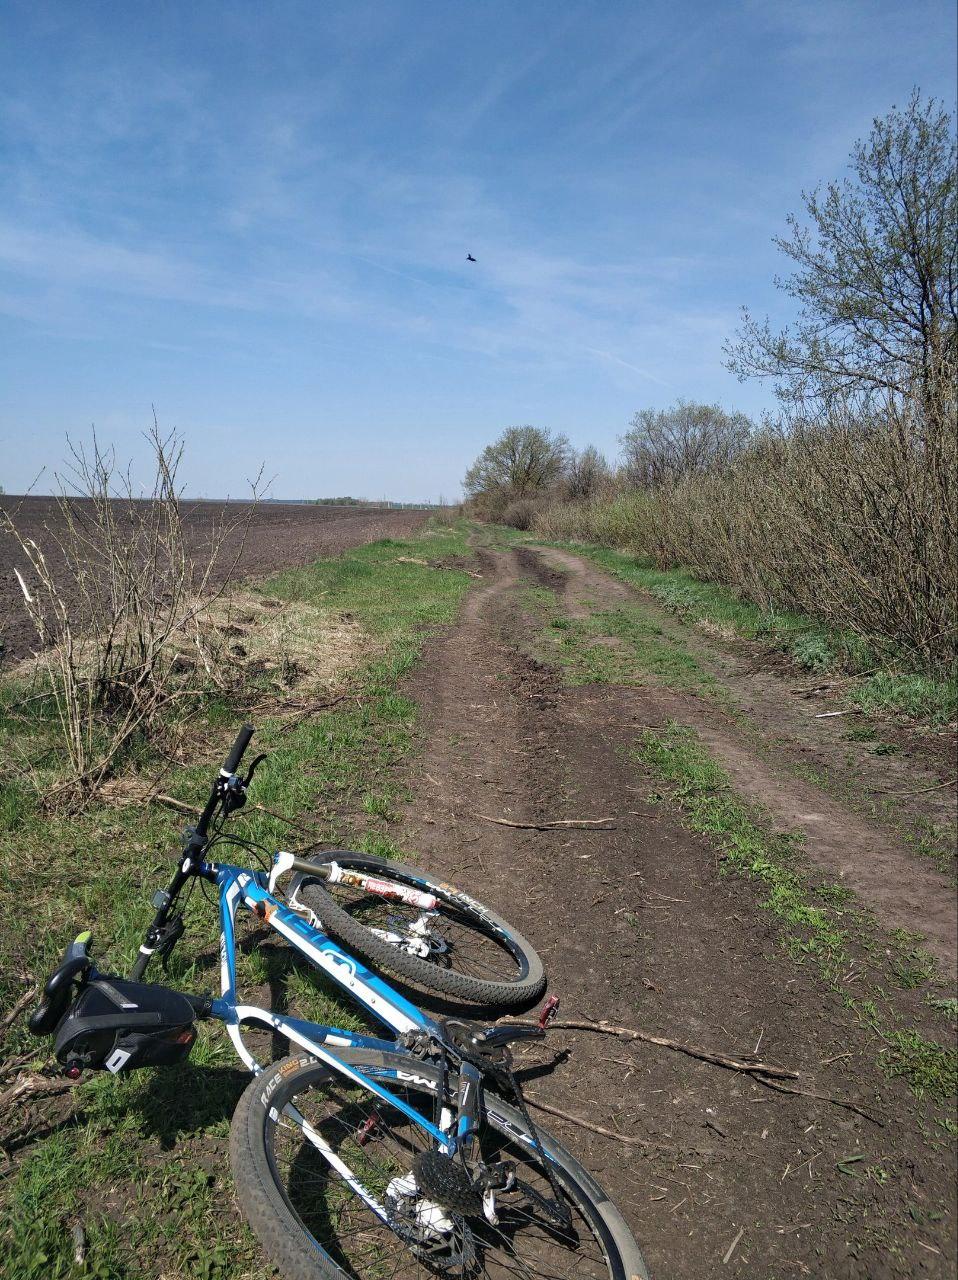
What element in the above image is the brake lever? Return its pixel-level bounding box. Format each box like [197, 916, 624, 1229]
[242, 754, 267, 788]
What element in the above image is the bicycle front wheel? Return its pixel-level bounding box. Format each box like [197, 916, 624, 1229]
[292, 852, 546, 1010]
[230, 1048, 650, 1280]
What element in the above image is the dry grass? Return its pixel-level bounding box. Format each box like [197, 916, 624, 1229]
[0, 425, 263, 804]
[210, 590, 367, 704]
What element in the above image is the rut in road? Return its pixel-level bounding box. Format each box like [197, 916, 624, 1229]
[392, 543, 956, 1280]
[526, 543, 958, 978]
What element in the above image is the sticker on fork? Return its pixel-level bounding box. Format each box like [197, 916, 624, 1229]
[328, 863, 439, 911]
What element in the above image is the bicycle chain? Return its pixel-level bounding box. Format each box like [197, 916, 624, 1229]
[431, 1027, 572, 1231]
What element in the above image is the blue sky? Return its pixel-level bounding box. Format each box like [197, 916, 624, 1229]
[1, 1, 955, 500]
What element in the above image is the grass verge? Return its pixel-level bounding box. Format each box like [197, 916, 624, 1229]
[0, 521, 476, 1280]
[525, 537, 956, 726]
[636, 722, 957, 1103]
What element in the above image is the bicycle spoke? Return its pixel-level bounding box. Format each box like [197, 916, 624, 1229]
[267, 1071, 618, 1280]
[325, 873, 524, 984]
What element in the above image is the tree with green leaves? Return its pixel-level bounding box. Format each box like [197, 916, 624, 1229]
[463, 426, 570, 506]
[725, 91, 957, 405]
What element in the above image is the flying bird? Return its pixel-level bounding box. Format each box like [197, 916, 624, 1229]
[466, 253, 476, 262]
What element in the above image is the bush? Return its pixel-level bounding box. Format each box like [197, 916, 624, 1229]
[2, 426, 259, 803]
[532, 373, 957, 676]
[501, 498, 538, 530]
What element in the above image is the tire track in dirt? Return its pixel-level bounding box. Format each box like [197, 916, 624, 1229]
[529, 544, 958, 978]
[393, 545, 956, 1280]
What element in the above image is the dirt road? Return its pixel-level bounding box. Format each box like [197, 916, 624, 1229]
[392, 540, 957, 1279]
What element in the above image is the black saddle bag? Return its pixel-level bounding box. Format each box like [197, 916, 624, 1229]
[53, 977, 197, 1074]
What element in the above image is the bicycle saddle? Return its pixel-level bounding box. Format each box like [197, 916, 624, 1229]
[28, 931, 93, 1036]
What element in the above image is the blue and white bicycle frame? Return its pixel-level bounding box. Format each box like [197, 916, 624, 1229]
[207, 855, 475, 1153]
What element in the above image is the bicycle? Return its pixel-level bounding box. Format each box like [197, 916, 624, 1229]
[29, 725, 650, 1280]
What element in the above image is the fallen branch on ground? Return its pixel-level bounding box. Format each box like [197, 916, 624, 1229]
[754, 1075, 883, 1125]
[523, 1016, 882, 1124]
[475, 814, 616, 831]
[0, 1052, 38, 1085]
[1, 988, 37, 1036]
[0, 1068, 80, 1113]
[149, 793, 199, 817]
[240, 688, 360, 730]
[518, 1017, 797, 1079]
[524, 1095, 670, 1148]
[881, 777, 956, 797]
[148, 792, 323, 836]
[248, 803, 325, 829]
[395, 556, 481, 579]
[722, 1226, 745, 1265]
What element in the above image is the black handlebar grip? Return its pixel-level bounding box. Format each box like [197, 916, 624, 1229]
[221, 724, 254, 775]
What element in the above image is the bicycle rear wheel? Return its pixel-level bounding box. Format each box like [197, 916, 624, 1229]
[292, 852, 546, 1010]
[230, 1048, 650, 1280]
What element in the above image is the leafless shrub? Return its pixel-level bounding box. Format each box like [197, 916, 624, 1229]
[2, 424, 262, 803]
[563, 445, 612, 502]
[534, 485, 653, 548]
[534, 368, 957, 674]
[501, 498, 539, 530]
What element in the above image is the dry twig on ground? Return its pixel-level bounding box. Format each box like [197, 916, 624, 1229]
[475, 814, 616, 831]
[0, 988, 36, 1036]
[522, 1015, 883, 1125]
[520, 1016, 797, 1079]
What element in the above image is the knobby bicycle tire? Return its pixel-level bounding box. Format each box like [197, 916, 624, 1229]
[294, 852, 546, 1009]
[229, 1048, 651, 1280]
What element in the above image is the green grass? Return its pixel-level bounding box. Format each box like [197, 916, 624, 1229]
[636, 722, 956, 1102]
[0, 520, 476, 1280]
[636, 722, 849, 978]
[879, 1030, 958, 1100]
[900, 819, 956, 877]
[516, 583, 720, 695]
[541, 539, 957, 725]
[851, 671, 958, 724]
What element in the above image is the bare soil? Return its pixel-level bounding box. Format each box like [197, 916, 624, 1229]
[0, 497, 428, 668]
[390, 542, 957, 1280]
[528, 545, 958, 976]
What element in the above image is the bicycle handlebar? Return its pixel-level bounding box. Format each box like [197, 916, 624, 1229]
[192, 724, 255, 841]
[221, 724, 254, 776]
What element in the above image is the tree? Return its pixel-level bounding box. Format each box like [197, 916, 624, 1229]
[565, 445, 611, 500]
[620, 401, 753, 489]
[463, 426, 570, 504]
[725, 92, 957, 405]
